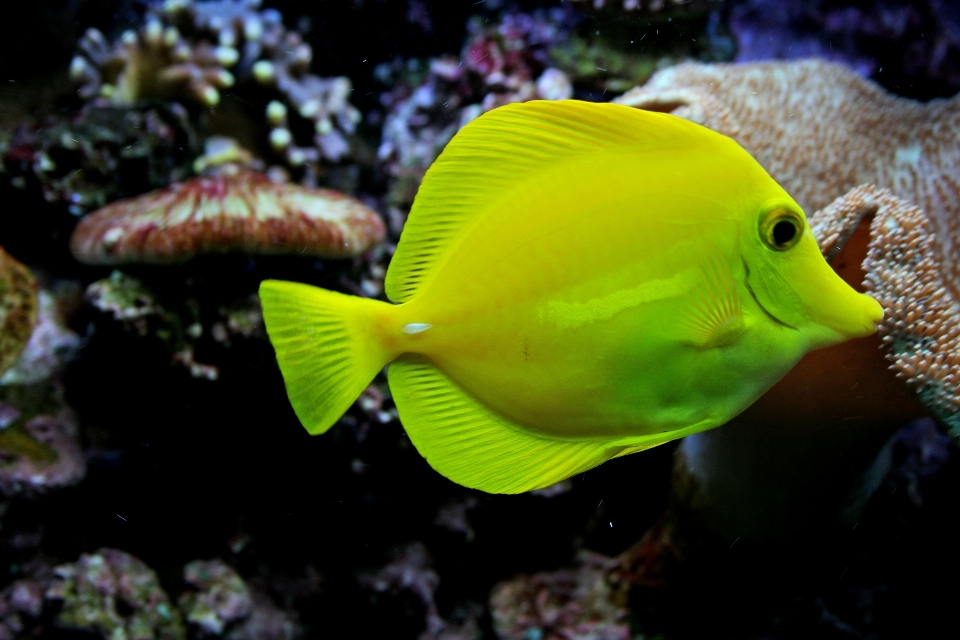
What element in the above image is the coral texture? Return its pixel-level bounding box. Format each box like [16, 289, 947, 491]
[490, 551, 630, 640]
[0, 578, 46, 639]
[70, 170, 385, 264]
[71, 18, 236, 106]
[85, 270, 220, 380]
[0, 400, 86, 497]
[616, 59, 960, 219]
[358, 542, 480, 640]
[812, 184, 960, 436]
[179, 560, 252, 636]
[70, 0, 363, 182]
[377, 10, 574, 209]
[617, 60, 960, 429]
[573, 0, 720, 12]
[0, 248, 37, 377]
[0, 289, 82, 386]
[0, 103, 197, 215]
[46, 548, 186, 640]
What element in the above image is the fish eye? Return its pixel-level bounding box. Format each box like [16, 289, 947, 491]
[760, 209, 804, 251]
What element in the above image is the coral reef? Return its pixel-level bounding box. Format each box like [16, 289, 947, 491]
[616, 59, 960, 220]
[573, 0, 721, 13]
[71, 17, 237, 106]
[813, 184, 960, 436]
[0, 276, 85, 497]
[223, 587, 300, 640]
[617, 60, 960, 429]
[0, 248, 37, 377]
[46, 548, 186, 640]
[0, 103, 197, 215]
[377, 6, 729, 212]
[490, 550, 629, 640]
[376, 10, 575, 209]
[70, 0, 364, 183]
[0, 289, 82, 386]
[70, 170, 386, 264]
[0, 392, 86, 497]
[85, 270, 220, 380]
[179, 560, 252, 636]
[358, 542, 480, 640]
[667, 183, 934, 542]
[0, 578, 46, 639]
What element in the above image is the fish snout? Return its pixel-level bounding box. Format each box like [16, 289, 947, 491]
[831, 292, 884, 340]
[858, 293, 884, 337]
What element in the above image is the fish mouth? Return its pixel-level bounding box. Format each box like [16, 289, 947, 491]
[742, 258, 798, 331]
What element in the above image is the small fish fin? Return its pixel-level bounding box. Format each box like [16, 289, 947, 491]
[386, 100, 732, 303]
[260, 280, 395, 435]
[675, 250, 745, 348]
[389, 354, 634, 494]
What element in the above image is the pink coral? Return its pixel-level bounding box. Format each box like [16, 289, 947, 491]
[70, 170, 385, 264]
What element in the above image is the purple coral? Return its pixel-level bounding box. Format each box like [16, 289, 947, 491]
[376, 10, 574, 209]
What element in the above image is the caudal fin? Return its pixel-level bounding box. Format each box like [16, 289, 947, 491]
[259, 279, 396, 435]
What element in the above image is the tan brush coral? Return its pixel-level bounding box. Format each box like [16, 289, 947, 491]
[615, 59, 960, 227]
[69, 170, 385, 265]
[669, 184, 960, 543]
[617, 59, 960, 429]
[813, 184, 960, 436]
[0, 248, 38, 377]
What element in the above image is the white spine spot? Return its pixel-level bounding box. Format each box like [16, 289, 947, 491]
[402, 323, 433, 335]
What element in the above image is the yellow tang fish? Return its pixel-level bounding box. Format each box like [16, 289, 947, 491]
[260, 100, 882, 494]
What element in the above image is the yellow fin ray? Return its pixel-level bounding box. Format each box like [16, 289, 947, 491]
[387, 354, 715, 494]
[675, 249, 745, 347]
[260, 280, 394, 435]
[385, 100, 737, 303]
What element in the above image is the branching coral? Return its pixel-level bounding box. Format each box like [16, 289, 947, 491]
[376, 10, 575, 209]
[71, 19, 237, 106]
[70, 0, 363, 183]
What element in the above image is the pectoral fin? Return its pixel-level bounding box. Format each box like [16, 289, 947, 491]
[676, 250, 745, 348]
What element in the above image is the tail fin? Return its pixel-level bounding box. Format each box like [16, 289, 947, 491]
[259, 279, 396, 435]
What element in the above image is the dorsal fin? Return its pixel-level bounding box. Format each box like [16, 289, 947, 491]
[385, 100, 738, 303]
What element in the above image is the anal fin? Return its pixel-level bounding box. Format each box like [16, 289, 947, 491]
[389, 355, 702, 494]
